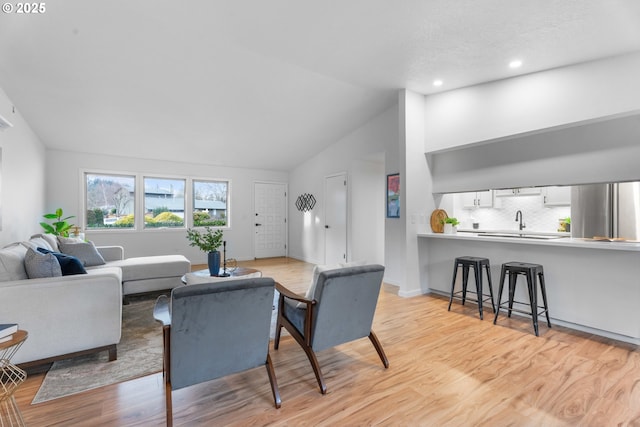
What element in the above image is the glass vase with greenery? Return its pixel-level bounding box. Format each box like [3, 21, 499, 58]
[186, 227, 224, 253]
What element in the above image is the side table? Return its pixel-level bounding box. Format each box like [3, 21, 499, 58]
[0, 330, 28, 427]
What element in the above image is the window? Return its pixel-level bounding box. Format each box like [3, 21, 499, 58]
[84, 172, 230, 231]
[193, 180, 229, 227]
[85, 173, 136, 229]
[143, 177, 186, 228]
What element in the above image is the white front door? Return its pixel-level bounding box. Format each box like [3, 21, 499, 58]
[254, 182, 287, 259]
[325, 174, 347, 265]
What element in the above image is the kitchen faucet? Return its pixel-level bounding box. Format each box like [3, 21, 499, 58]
[515, 210, 526, 231]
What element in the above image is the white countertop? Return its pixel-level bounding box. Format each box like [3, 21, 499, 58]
[418, 230, 640, 251]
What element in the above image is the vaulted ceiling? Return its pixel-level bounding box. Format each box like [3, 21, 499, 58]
[1, 1, 639, 171]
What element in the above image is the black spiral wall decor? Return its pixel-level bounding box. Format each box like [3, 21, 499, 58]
[295, 193, 316, 212]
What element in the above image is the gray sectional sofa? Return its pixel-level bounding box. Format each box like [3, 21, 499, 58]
[0, 234, 190, 367]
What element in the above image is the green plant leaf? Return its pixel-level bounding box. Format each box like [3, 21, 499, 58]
[40, 223, 55, 234]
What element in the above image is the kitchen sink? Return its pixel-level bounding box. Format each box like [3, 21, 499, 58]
[477, 232, 569, 240]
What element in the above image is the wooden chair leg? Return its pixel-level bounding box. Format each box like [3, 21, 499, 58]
[108, 344, 117, 361]
[280, 315, 327, 394]
[265, 353, 282, 408]
[368, 331, 389, 368]
[165, 382, 173, 427]
[274, 296, 284, 349]
[274, 320, 283, 350]
[302, 344, 327, 394]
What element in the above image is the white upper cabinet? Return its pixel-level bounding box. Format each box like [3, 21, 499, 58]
[542, 186, 571, 206]
[495, 187, 541, 197]
[461, 190, 494, 208]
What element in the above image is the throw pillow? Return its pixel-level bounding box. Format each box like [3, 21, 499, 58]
[339, 260, 367, 268]
[24, 247, 62, 279]
[57, 238, 106, 267]
[21, 236, 54, 252]
[30, 233, 59, 251]
[0, 243, 29, 282]
[37, 248, 87, 275]
[296, 264, 339, 308]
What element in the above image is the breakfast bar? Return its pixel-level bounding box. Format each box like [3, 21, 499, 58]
[418, 231, 640, 344]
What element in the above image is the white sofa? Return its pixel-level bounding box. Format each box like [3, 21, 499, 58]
[88, 245, 191, 301]
[0, 235, 190, 367]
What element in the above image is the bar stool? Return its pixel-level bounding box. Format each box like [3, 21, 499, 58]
[493, 262, 551, 336]
[448, 256, 495, 320]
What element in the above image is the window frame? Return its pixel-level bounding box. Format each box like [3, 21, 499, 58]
[191, 178, 231, 228]
[81, 170, 232, 233]
[83, 170, 137, 231]
[142, 175, 187, 230]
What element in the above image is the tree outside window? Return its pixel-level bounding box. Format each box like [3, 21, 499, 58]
[85, 173, 136, 229]
[143, 177, 186, 228]
[193, 180, 228, 227]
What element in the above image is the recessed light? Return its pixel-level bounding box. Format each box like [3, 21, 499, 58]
[509, 59, 523, 69]
[433, 79, 443, 87]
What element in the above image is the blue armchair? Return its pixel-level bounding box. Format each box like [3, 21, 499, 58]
[274, 264, 388, 394]
[154, 277, 281, 426]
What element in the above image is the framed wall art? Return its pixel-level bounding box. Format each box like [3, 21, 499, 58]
[386, 173, 399, 218]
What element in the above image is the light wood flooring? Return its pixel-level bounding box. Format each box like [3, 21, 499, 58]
[14, 257, 640, 426]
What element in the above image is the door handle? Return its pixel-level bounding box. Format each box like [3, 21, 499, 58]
[325, 225, 329, 229]
[255, 223, 262, 226]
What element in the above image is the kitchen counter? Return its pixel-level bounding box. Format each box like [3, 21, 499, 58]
[419, 230, 640, 251]
[417, 230, 640, 344]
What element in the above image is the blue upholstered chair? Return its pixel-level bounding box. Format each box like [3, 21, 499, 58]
[274, 264, 389, 394]
[153, 277, 281, 426]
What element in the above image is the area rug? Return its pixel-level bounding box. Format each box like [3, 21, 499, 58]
[32, 291, 280, 404]
[32, 296, 163, 404]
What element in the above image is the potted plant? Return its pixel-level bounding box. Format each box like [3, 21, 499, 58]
[186, 227, 224, 276]
[442, 217, 460, 234]
[40, 208, 75, 237]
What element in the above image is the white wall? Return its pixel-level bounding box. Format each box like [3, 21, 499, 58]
[424, 52, 640, 194]
[424, 51, 640, 152]
[0, 87, 47, 246]
[350, 155, 385, 265]
[399, 90, 434, 296]
[45, 150, 287, 263]
[288, 104, 398, 276]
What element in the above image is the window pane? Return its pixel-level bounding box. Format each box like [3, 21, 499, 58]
[85, 173, 136, 229]
[144, 177, 185, 228]
[193, 180, 228, 227]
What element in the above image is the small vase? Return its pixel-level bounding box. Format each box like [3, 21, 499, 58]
[207, 251, 221, 276]
[444, 223, 453, 234]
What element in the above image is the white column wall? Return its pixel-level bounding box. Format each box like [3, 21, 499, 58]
[399, 90, 435, 296]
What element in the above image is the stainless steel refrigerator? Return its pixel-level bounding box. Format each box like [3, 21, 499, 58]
[571, 182, 640, 240]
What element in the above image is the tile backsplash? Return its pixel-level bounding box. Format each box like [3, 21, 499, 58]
[453, 193, 570, 233]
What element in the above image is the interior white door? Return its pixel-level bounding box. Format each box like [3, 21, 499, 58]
[325, 174, 347, 265]
[254, 182, 287, 259]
